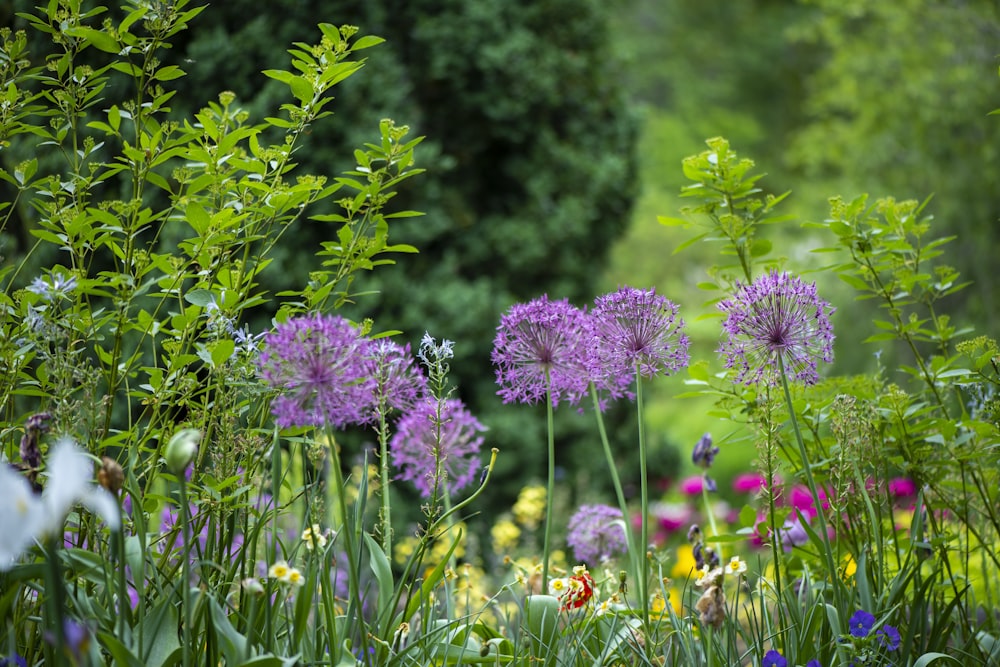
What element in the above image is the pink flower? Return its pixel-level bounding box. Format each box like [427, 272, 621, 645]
[732, 473, 766, 494]
[889, 477, 916, 498]
[680, 475, 706, 496]
[790, 485, 828, 519]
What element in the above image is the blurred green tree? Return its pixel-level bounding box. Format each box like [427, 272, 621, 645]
[168, 0, 643, 519]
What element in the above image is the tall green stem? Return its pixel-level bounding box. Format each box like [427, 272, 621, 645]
[178, 478, 193, 667]
[777, 357, 840, 602]
[590, 384, 639, 590]
[635, 368, 650, 630]
[326, 428, 368, 660]
[541, 381, 555, 592]
[378, 408, 393, 557]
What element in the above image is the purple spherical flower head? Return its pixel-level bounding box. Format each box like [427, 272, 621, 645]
[589, 286, 689, 384]
[566, 504, 628, 565]
[368, 339, 427, 418]
[258, 313, 376, 429]
[848, 609, 876, 638]
[492, 295, 591, 407]
[718, 271, 835, 387]
[391, 399, 487, 498]
[761, 650, 787, 667]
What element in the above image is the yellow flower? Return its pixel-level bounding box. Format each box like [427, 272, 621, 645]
[842, 554, 857, 579]
[671, 544, 697, 580]
[491, 519, 521, 554]
[513, 486, 546, 529]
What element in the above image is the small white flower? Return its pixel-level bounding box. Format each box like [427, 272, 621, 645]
[301, 524, 327, 551]
[726, 556, 748, 576]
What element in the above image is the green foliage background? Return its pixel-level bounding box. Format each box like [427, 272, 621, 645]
[4, 0, 1000, 515]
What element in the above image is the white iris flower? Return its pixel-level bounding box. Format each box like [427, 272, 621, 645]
[0, 437, 121, 570]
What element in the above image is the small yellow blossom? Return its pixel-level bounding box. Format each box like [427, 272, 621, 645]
[491, 518, 521, 554]
[513, 486, 546, 529]
[301, 524, 327, 551]
[695, 566, 722, 588]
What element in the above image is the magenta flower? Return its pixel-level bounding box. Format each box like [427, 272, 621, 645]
[718, 271, 835, 387]
[566, 504, 628, 564]
[680, 475, 708, 496]
[733, 473, 766, 494]
[368, 340, 427, 418]
[391, 399, 487, 498]
[492, 295, 591, 406]
[589, 286, 689, 383]
[888, 477, 916, 499]
[259, 313, 376, 429]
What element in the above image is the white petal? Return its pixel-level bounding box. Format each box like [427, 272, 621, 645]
[83, 488, 121, 531]
[0, 464, 44, 570]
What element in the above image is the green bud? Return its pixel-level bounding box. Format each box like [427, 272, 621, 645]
[165, 428, 201, 474]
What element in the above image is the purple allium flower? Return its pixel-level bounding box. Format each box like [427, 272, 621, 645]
[368, 340, 426, 418]
[391, 399, 486, 498]
[849, 609, 876, 638]
[691, 433, 718, 469]
[492, 295, 592, 406]
[762, 650, 787, 667]
[258, 313, 376, 429]
[718, 271, 835, 387]
[589, 286, 689, 383]
[566, 504, 628, 564]
[877, 624, 901, 651]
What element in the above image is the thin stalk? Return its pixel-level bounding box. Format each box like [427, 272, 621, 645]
[634, 367, 650, 630]
[541, 379, 555, 592]
[178, 477, 193, 667]
[326, 427, 369, 660]
[777, 357, 840, 604]
[589, 384, 639, 592]
[377, 405, 392, 556]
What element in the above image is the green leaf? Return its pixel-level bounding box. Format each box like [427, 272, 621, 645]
[184, 289, 215, 307]
[912, 653, 960, 667]
[352, 35, 385, 50]
[64, 26, 120, 53]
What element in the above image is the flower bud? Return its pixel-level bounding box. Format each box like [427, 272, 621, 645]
[164, 428, 201, 474]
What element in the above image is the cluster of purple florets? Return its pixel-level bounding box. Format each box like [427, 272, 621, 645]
[258, 315, 482, 497]
[491, 286, 691, 408]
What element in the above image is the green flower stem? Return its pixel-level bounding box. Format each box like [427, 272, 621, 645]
[635, 366, 650, 631]
[325, 427, 369, 660]
[541, 380, 555, 592]
[700, 484, 721, 565]
[589, 384, 640, 589]
[377, 406, 393, 557]
[44, 536, 65, 664]
[777, 357, 841, 601]
[178, 476, 193, 667]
